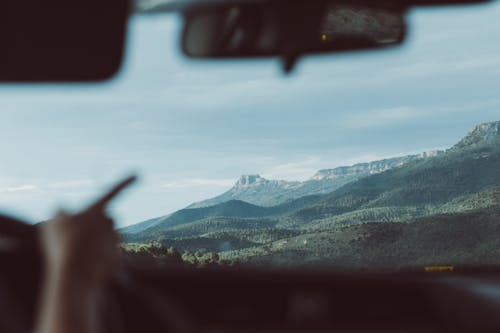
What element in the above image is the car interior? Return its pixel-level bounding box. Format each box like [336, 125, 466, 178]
[1, 0, 500, 332]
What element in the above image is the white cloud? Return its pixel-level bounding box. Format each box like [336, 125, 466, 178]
[334, 154, 390, 166]
[47, 180, 94, 189]
[0, 179, 95, 195]
[126, 121, 149, 130]
[341, 98, 500, 130]
[262, 157, 322, 181]
[161, 178, 236, 190]
[0, 185, 38, 193]
[341, 106, 420, 129]
[385, 55, 500, 79]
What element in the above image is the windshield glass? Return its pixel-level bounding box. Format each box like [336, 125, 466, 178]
[1, 3, 500, 270]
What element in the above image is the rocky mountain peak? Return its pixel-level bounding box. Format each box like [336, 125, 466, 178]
[310, 151, 443, 181]
[235, 175, 268, 187]
[454, 121, 500, 149]
[417, 150, 442, 158]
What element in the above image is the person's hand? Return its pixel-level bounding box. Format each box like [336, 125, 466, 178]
[36, 176, 137, 333]
[39, 176, 137, 286]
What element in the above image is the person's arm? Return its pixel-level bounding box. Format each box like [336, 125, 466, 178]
[36, 176, 136, 333]
[37, 260, 103, 333]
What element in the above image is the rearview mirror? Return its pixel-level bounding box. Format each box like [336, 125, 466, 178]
[0, 0, 129, 82]
[181, 0, 407, 73]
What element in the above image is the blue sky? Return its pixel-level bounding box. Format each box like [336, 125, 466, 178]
[1, 3, 499, 226]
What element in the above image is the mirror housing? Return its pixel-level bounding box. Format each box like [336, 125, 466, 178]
[181, 0, 407, 73]
[0, 0, 129, 82]
[175, 0, 494, 73]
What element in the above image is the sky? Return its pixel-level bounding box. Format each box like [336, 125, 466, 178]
[0, 3, 500, 227]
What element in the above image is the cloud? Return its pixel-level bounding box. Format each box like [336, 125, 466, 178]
[340, 106, 420, 129]
[158, 77, 292, 112]
[0, 179, 95, 195]
[126, 121, 149, 130]
[385, 55, 500, 80]
[0, 185, 38, 193]
[47, 180, 94, 189]
[333, 154, 391, 166]
[339, 98, 500, 130]
[160, 178, 236, 190]
[262, 157, 323, 181]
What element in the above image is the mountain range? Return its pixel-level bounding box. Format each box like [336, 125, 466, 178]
[187, 150, 444, 209]
[122, 150, 444, 234]
[121, 120, 500, 268]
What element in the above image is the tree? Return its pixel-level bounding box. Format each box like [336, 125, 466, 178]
[164, 246, 183, 264]
[198, 251, 220, 267]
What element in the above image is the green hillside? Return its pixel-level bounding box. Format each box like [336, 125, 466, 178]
[286, 143, 500, 227]
[124, 216, 279, 242]
[222, 208, 500, 268]
[125, 195, 324, 241]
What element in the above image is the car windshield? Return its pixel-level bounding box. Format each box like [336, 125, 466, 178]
[1, 2, 499, 270]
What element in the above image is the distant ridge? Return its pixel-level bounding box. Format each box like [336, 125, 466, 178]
[123, 150, 443, 235]
[311, 151, 442, 180]
[187, 150, 444, 209]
